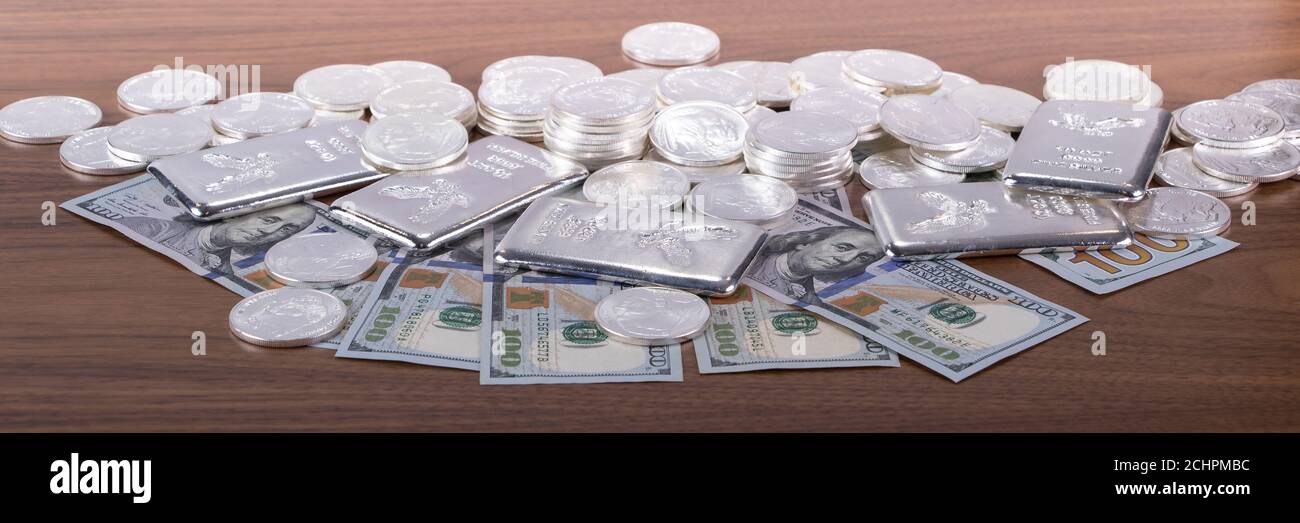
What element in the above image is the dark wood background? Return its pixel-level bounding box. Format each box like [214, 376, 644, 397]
[2, 0, 1298, 432]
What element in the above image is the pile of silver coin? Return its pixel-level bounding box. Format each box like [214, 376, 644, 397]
[543, 77, 657, 170]
[6, 18, 1300, 352]
[477, 55, 603, 141]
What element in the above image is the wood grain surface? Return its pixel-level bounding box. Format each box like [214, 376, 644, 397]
[2, 0, 1298, 432]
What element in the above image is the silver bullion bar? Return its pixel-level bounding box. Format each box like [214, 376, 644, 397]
[1003, 100, 1171, 200]
[150, 120, 383, 221]
[864, 181, 1132, 260]
[331, 135, 588, 252]
[494, 197, 768, 296]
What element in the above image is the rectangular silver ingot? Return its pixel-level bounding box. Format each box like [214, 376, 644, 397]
[494, 197, 768, 296]
[330, 135, 588, 252]
[1003, 100, 1171, 200]
[150, 120, 383, 221]
[864, 181, 1132, 260]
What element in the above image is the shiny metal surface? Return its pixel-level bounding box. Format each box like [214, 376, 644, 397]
[149, 120, 382, 220]
[864, 181, 1132, 260]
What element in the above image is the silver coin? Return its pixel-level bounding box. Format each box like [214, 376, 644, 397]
[1169, 107, 1199, 146]
[551, 77, 655, 122]
[790, 86, 887, 134]
[909, 127, 1014, 173]
[621, 22, 720, 66]
[1043, 59, 1150, 104]
[228, 288, 347, 347]
[1226, 90, 1300, 138]
[372, 60, 452, 84]
[210, 92, 314, 139]
[265, 232, 378, 288]
[717, 61, 796, 107]
[594, 286, 711, 346]
[657, 67, 756, 111]
[948, 84, 1041, 132]
[1242, 79, 1300, 97]
[1123, 187, 1231, 240]
[650, 101, 748, 166]
[117, 69, 222, 114]
[370, 80, 475, 121]
[582, 160, 689, 208]
[0, 96, 102, 144]
[879, 94, 982, 151]
[293, 64, 391, 111]
[361, 112, 468, 170]
[1191, 140, 1300, 183]
[482, 55, 602, 83]
[748, 110, 858, 155]
[106, 113, 213, 162]
[643, 148, 745, 183]
[58, 127, 147, 175]
[1176, 99, 1283, 149]
[858, 148, 965, 189]
[843, 49, 943, 92]
[1139, 80, 1165, 109]
[788, 50, 854, 95]
[478, 67, 573, 119]
[689, 174, 797, 225]
[931, 71, 979, 98]
[1153, 147, 1257, 197]
[607, 68, 669, 91]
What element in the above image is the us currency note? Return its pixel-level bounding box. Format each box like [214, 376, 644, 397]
[60, 174, 400, 349]
[694, 185, 899, 373]
[333, 232, 488, 370]
[480, 224, 684, 385]
[1020, 234, 1238, 294]
[695, 286, 899, 373]
[743, 198, 1088, 382]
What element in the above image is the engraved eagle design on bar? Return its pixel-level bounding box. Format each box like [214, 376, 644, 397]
[201, 152, 281, 193]
[635, 222, 739, 266]
[905, 191, 997, 234]
[1048, 108, 1144, 137]
[378, 180, 470, 223]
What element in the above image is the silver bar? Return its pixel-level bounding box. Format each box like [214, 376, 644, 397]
[494, 197, 768, 296]
[1003, 100, 1171, 200]
[150, 120, 382, 221]
[331, 135, 588, 252]
[864, 181, 1132, 260]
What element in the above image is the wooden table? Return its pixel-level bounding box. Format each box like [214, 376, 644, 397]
[3, 0, 1298, 432]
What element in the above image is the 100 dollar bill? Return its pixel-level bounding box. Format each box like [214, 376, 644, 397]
[1021, 234, 1238, 294]
[479, 224, 683, 385]
[61, 175, 400, 349]
[334, 238, 487, 369]
[695, 286, 899, 373]
[743, 198, 1088, 382]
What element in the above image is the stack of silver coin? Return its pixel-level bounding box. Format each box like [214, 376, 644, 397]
[647, 101, 749, 183]
[743, 110, 859, 191]
[294, 64, 392, 115]
[859, 90, 1023, 185]
[543, 77, 656, 171]
[621, 22, 720, 69]
[841, 49, 944, 95]
[1159, 85, 1300, 190]
[477, 55, 602, 141]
